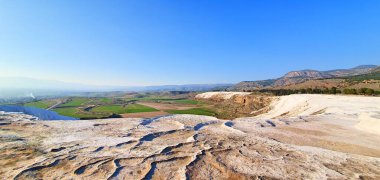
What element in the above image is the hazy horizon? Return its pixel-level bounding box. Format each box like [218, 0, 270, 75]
[0, 64, 377, 88]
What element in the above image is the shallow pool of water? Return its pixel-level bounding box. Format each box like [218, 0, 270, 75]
[0, 105, 78, 120]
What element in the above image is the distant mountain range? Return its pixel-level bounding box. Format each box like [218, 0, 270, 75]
[230, 65, 379, 91]
[2, 65, 379, 99]
[0, 77, 232, 99]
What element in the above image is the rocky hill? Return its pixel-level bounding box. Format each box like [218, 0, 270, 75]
[283, 70, 333, 79]
[371, 66, 380, 73]
[326, 65, 377, 77]
[195, 92, 275, 118]
[231, 65, 378, 91]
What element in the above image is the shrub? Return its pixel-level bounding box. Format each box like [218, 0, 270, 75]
[365, 88, 375, 95]
[358, 88, 368, 95]
[343, 89, 357, 94]
[312, 88, 322, 94]
[329, 87, 337, 94]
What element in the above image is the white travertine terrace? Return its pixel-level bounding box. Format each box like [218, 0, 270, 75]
[1, 94, 380, 179]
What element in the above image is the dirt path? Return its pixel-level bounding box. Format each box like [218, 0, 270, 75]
[46, 99, 67, 110]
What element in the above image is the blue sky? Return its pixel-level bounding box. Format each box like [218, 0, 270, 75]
[0, 0, 379, 86]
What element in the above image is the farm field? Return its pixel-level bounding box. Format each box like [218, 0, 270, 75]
[92, 104, 158, 114]
[53, 107, 86, 118]
[24, 101, 51, 109]
[56, 97, 91, 108]
[122, 97, 199, 104]
[21, 93, 218, 119]
[24, 99, 61, 109]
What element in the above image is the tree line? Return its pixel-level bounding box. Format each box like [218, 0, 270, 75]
[244, 87, 378, 96]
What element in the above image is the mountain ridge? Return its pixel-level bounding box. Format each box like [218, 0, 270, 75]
[0, 77, 232, 98]
[230, 65, 378, 91]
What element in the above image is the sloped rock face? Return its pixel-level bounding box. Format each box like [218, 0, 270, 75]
[227, 94, 274, 115]
[1, 114, 379, 179]
[195, 92, 251, 100]
[195, 92, 275, 118]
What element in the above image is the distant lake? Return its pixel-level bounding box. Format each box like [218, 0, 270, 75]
[0, 105, 78, 120]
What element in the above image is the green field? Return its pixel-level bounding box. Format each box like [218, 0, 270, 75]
[54, 103, 159, 119]
[123, 97, 176, 102]
[23, 95, 212, 119]
[100, 97, 113, 103]
[166, 99, 199, 104]
[125, 104, 158, 113]
[123, 97, 200, 105]
[92, 104, 158, 114]
[24, 101, 50, 109]
[53, 107, 79, 117]
[51, 98, 159, 119]
[166, 108, 216, 116]
[53, 107, 110, 119]
[58, 98, 89, 108]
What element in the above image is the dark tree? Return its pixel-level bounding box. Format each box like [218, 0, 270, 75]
[329, 87, 337, 94]
[358, 88, 368, 95]
[343, 89, 357, 94]
[365, 88, 375, 95]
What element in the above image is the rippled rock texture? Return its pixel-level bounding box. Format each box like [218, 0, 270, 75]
[1, 114, 379, 179]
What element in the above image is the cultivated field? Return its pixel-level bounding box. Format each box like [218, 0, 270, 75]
[22, 93, 216, 119]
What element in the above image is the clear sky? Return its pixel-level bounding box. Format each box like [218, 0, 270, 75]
[0, 0, 379, 86]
